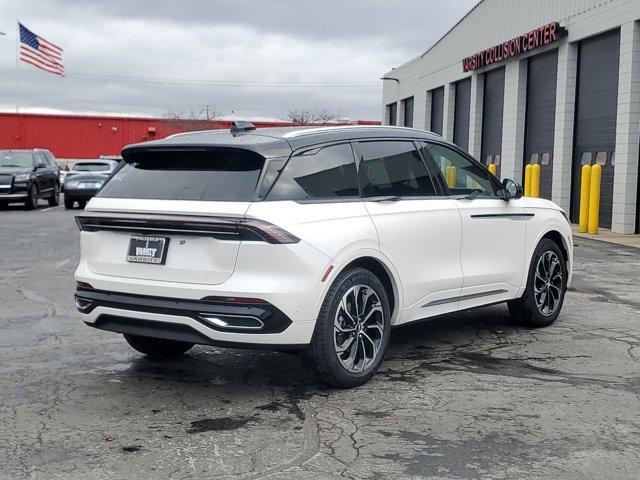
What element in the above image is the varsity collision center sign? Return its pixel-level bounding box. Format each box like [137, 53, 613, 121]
[462, 22, 566, 72]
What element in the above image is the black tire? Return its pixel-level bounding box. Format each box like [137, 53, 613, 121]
[64, 196, 74, 209]
[0, 201, 6, 210]
[48, 183, 60, 206]
[78, 200, 87, 209]
[123, 334, 194, 359]
[302, 267, 391, 388]
[508, 238, 567, 328]
[24, 184, 39, 210]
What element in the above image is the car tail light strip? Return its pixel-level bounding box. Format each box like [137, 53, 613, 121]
[75, 213, 299, 244]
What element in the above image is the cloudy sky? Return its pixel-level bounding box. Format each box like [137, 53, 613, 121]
[0, 0, 477, 121]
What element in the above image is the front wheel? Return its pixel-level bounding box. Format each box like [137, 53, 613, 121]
[24, 185, 39, 210]
[123, 334, 194, 359]
[48, 183, 60, 206]
[302, 267, 391, 388]
[508, 238, 567, 327]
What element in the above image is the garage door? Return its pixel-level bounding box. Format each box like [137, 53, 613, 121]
[571, 29, 620, 228]
[430, 86, 444, 136]
[481, 67, 505, 177]
[454, 78, 471, 151]
[524, 50, 558, 200]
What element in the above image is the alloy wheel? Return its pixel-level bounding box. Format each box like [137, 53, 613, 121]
[333, 284, 385, 373]
[534, 251, 563, 316]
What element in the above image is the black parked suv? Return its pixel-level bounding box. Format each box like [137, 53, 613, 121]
[0, 149, 60, 209]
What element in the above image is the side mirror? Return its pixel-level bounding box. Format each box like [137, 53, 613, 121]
[502, 178, 523, 200]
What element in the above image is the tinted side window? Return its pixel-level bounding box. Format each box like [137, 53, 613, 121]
[422, 142, 497, 197]
[357, 141, 435, 197]
[266, 143, 358, 201]
[44, 152, 55, 167]
[35, 153, 47, 167]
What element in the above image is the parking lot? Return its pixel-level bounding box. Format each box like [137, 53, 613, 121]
[1, 199, 639, 480]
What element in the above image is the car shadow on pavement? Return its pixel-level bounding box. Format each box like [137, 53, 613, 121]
[117, 303, 520, 391]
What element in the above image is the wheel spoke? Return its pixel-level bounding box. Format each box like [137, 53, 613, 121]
[334, 317, 355, 333]
[365, 323, 384, 337]
[336, 334, 356, 353]
[363, 303, 382, 324]
[340, 296, 356, 324]
[361, 333, 377, 367]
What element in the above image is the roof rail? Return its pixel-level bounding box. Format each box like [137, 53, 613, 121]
[230, 121, 256, 136]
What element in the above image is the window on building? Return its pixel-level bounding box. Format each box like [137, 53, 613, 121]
[357, 141, 435, 197]
[402, 96, 414, 128]
[540, 153, 552, 166]
[267, 143, 359, 201]
[387, 102, 397, 126]
[595, 151, 607, 166]
[493, 154, 501, 166]
[485, 155, 492, 165]
[530, 153, 539, 165]
[581, 152, 592, 165]
[424, 143, 497, 197]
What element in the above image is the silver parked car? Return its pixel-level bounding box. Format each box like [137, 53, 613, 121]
[63, 159, 118, 209]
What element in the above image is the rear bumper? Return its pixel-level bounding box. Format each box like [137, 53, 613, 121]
[80, 305, 315, 348]
[64, 188, 99, 199]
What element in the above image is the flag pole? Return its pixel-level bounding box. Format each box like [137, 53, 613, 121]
[15, 21, 19, 113]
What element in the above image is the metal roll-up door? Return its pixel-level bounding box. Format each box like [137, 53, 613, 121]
[454, 78, 471, 151]
[481, 67, 505, 177]
[524, 49, 558, 200]
[571, 29, 620, 228]
[430, 86, 444, 136]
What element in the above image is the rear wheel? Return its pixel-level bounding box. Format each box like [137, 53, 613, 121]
[24, 185, 39, 210]
[78, 200, 87, 209]
[48, 183, 60, 206]
[0, 201, 6, 209]
[123, 334, 194, 359]
[64, 196, 74, 209]
[508, 238, 567, 327]
[302, 267, 391, 388]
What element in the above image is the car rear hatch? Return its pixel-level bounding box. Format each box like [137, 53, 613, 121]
[77, 146, 274, 285]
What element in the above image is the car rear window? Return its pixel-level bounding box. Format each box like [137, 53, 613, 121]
[97, 148, 265, 201]
[73, 162, 110, 172]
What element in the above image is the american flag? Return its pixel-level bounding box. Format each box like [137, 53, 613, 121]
[19, 22, 64, 76]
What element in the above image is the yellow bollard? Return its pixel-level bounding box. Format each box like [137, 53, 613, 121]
[445, 165, 451, 187]
[449, 165, 456, 188]
[588, 163, 601, 235]
[524, 164, 532, 197]
[530, 163, 541, 198]
[445, 165, 456, 188]
[578, 164, 591, 233]
[488, 164, 497, 176]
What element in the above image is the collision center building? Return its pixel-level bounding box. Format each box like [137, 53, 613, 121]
[382, 0, 640, 234]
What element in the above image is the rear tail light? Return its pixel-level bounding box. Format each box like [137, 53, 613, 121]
[75, 213, 299, 244]
[239, 219, 299, 244]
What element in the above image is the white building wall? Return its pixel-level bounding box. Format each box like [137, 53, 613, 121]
[612, 20, 640, 234]
[551, 43, 578, 213]
[501, 59, 528, 182]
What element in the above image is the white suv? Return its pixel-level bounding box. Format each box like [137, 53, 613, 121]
[74, 124, 573, 388]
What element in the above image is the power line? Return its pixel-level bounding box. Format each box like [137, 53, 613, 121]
[1, 68, 381, 88]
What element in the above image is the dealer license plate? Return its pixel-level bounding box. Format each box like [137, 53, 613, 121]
[126, 236, 169, 265]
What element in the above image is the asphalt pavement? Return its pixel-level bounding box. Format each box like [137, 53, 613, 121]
[1, 199, 639, 480]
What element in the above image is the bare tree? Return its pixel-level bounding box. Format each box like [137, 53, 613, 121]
[164, 106, 222, 132]
[287, 109, 338, 124]
[313, 109, 338, 123]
